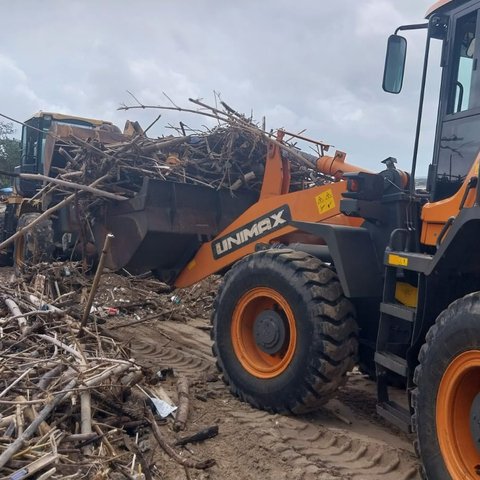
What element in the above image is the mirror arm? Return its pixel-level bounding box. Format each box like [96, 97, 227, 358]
[395, 23, 429, 35]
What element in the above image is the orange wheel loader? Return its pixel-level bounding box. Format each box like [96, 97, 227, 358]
[5, 1, 480, 477]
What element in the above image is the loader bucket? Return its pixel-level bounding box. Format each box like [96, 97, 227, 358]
[94, 178, 258, 283]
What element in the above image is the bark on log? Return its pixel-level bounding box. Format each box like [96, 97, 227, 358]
[4, 297, 28, 335]
[7, 453, 58, 480]
[174, 425, 219, 446]
[19, 173, 127, 201]
[17, 395, 51, 437]
[147, 410, 215, 470]
[79, 233, 114, 334]
[173, 376, 189, 432]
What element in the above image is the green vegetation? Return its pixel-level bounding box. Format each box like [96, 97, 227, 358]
[0, 121, 20, 186]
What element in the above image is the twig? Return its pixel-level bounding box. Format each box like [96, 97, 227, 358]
[0, 369, 33, 398]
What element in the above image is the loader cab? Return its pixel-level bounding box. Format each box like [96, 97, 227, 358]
[383, 0, 480, 202]
[18, 112, 113, 197]
[430, 1, 480, 201]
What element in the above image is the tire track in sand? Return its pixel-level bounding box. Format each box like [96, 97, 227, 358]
[228, 408, 421, 480]
[117, 320, 421, 479]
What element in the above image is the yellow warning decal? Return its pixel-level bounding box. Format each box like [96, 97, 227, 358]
[388, 254, 409, 267]
[315, 189, 336, 214]
[187, 260, 196, 270]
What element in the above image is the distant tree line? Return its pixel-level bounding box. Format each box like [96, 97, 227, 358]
[0, 121, 21, 186]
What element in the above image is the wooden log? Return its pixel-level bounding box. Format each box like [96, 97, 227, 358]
[0, 414, 15, 428]
[15, 403, 24, 436]
[230, 171, 256, 191]
[4, 297, 28, 335]
[147, 410, 215, 470]
[17, 395, 51, 437]
[93, 423, 115, 456]
[32, 274, 47, 296]
[84, 363, 131, 388]
[173, 376, 189, 432]
[140, 135, 190, 154]
[63, 432, 98, 443]
[78, 233, 114, 334]
[36, 334, 83, 361]
[80, 371, 93, 456]
[174, 425, 219, 446]
[7, 453, 58, 480]
[36, 467, 57, 480]
[36, 364, 66, 393]
[19, 173, 127, 201]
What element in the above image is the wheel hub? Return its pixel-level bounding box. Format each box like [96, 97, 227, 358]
[470, 393, 480, 453]
[253, 310, 286, 354]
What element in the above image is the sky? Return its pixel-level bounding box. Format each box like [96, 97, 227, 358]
[0, 0, 440, 174]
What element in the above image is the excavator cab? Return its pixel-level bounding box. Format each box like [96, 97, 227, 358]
[17, 112, 117, 197]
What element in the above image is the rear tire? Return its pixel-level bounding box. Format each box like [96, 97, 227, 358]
[14, 213, 54, 274]
[212, 249, 358, 414]
[0, 211, 11, 266]
[413, 292, 480, 479]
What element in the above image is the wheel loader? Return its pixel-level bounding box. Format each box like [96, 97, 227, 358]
[4, 0, 480, 476]
[175, 1, 480, 477]
[0, 111, 128, 269]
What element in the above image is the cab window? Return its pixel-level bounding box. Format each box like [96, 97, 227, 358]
[448, 11, 477, 114]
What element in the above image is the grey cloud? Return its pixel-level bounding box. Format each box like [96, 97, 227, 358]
[0, 0, 437, 173]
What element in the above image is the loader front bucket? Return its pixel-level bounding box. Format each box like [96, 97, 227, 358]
[94, 178, 258, 283]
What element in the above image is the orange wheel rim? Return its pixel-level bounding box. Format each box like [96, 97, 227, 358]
[231, 287, 297, 379]
[437, 350, 480, 478]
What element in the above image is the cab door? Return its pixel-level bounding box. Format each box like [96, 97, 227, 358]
[431, 3, 480, 201]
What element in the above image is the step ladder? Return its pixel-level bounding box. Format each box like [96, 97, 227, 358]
[375, 250, 432, 432]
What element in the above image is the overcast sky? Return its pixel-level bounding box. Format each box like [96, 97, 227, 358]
[0, 0, 440, 174]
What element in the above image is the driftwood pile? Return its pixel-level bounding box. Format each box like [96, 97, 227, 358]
[53, 125, 329, 200]
[36, 98, 333, 202]
[0, 266, 217, 479]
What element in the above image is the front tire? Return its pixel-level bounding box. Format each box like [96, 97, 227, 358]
[212, 249, 358, 414]
[14, 213, 54, 274]
[0, 211, 11, 266]
[413, 292, 480, 479]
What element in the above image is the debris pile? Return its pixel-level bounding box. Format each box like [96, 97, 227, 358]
[0, 267, 217, 479]
[43, 99, 333, 202]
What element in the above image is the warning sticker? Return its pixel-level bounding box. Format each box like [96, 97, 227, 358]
[315, 189, 336, 214]
[388, 254, 409, 267]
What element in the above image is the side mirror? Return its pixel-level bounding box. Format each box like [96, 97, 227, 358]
[383, 35, 407, 94]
